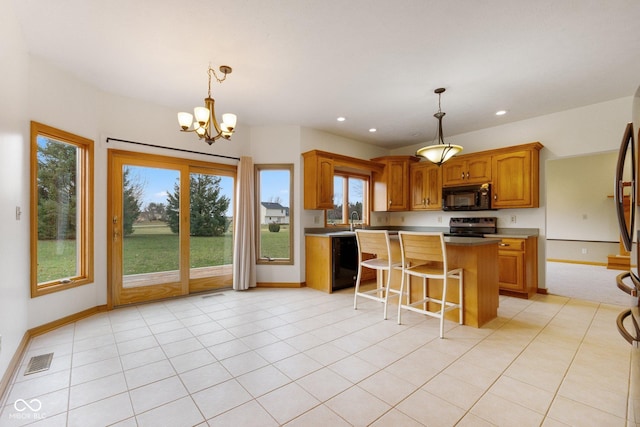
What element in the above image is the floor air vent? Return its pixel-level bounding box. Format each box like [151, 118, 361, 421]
[24, 353, 54, 375]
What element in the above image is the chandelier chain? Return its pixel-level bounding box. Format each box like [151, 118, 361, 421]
[207, 66, 229, 98]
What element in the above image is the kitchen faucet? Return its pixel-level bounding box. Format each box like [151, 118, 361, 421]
[350, 211, 360, 232]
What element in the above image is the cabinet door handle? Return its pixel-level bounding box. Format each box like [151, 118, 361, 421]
[461, 172, 465, 179]
[388, 200, 392, 206]
[466, 172, 470, 179]
[494, 194, 498, 200]
[426, 198, 430, 206]
[499, 243, 509, 247]
[422, 198, 426, 206]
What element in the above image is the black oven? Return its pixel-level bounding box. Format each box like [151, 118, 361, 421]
[442, 183, 491, 211]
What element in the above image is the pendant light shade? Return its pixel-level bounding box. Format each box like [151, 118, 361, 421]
[416, 88, 462, 166]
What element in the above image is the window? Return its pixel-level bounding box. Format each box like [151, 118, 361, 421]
[255, 164, 293, 265]
[30, 121, 93, 297]
[327, 173, 369, 227]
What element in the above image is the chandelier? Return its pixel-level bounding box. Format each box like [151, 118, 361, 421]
[416, 88, 463, 165]
[177, 65, 237, 145]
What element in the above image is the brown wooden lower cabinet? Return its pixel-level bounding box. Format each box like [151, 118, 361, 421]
[498, 237, 538, 298]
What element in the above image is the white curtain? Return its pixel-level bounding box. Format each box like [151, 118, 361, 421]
[233, 156, 257, 290]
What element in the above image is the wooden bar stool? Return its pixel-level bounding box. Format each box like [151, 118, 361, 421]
[353, 230, 400, 319]
[396, 231, 463, 338]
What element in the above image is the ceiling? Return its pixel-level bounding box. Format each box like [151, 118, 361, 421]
[13, 0, 640, 149]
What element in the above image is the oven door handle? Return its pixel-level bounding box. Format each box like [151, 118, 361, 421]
[616, 308, 640, 348]
[616, 271, 639, 297]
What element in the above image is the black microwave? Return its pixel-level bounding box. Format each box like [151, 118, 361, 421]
[442, 183, 491, 211]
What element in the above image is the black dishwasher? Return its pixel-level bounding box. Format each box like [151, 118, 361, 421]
[331, 236, 358, 291]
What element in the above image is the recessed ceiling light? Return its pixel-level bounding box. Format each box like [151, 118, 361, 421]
[337, 116, 346, 122]
[495, 110, 507, 116]
[369, 128, 377, 133]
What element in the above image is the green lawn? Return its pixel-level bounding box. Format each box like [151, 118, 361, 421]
[37, 222, 290, 281]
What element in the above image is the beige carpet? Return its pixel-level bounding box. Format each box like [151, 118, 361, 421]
[545, 261, 638, 307]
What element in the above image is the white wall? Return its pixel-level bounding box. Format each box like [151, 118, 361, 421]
[0, 0, 30, 383]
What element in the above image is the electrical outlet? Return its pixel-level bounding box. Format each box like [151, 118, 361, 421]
[581, 248, 588, 254]
[401, 216, 405, 223]
[313, 215, 319, 224]
[437, 216, 442, 223]
[510, 215, 517, 223]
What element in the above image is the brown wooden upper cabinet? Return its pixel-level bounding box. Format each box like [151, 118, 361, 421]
[410, 161, 442, 211]
[492, 143, 542, 209]
[303, 151, 334, 209]
[442, 155, 492, 186]
[371, 156, 420, 211]
[302, 150, 385, 210]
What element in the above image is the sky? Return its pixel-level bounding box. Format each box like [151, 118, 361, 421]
[127, 165, 290, 216]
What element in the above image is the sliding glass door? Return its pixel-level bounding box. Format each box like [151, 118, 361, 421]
[108, 150, 235, 306]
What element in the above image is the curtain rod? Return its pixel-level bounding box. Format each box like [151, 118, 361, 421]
[105, 137, 241, 161]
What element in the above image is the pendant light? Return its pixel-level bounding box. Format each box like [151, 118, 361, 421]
[416, 88, 463, 165]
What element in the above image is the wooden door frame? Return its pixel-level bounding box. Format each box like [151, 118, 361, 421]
[107, 149, 236, 308]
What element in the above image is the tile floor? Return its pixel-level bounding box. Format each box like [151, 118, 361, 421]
[0, 281, 637, 426]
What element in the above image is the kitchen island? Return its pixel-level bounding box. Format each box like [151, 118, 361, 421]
[305, 231, 500, 328]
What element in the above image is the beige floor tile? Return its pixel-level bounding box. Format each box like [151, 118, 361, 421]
[255, 341, 299, 363]
[219, 350, 269, 377]
[296, 367, 353, 401]
[547, 395, 627, 427]
[422, 372, 485, 410]
[258, 382, 320, 425]
[359, 370, 418, 406]
[558, 375, 628, 419]
[129, 376, 187, 414]
[67, 392, 133, 427]
[178, 361, 232, 394]
[208, 400, 279, 427]
[236, 365, 291, 397]
[240, 330, 280, 350]
[304, 342, 350, 366]
[1, 284, 636, 426]
[397, 388, 466, 426]
[284, 404, 351, 427]
[123, 359, 175, 389]
[192, 379, 252, 420]
[470, 392, 544, 427]
[120, 346, 166, 371]
[135, 396, 204, 427]
[273, 353, 323, 380]
[116, 335, 158, 356]
[160, 337, 204, 358]
[328, 354, 379, 383]
[369, 408, 424, 427]
[325, 385, 391, 426]
[489, 375, 554, 415]
[69, 372, 127, 409]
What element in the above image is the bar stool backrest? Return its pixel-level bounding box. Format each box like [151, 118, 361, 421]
[398, 232, 446, 268]
[355, 230, 391, 262]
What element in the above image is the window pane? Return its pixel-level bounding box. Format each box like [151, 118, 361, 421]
[122, 166, 179, 285]
[189, 173, 234, 279]
[256, 166, 293, 264]
[31, 121, 93, 297]
[36, 136, 79, 283]
[328, 175, 345, 225]
[348, 177, 365, 225]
